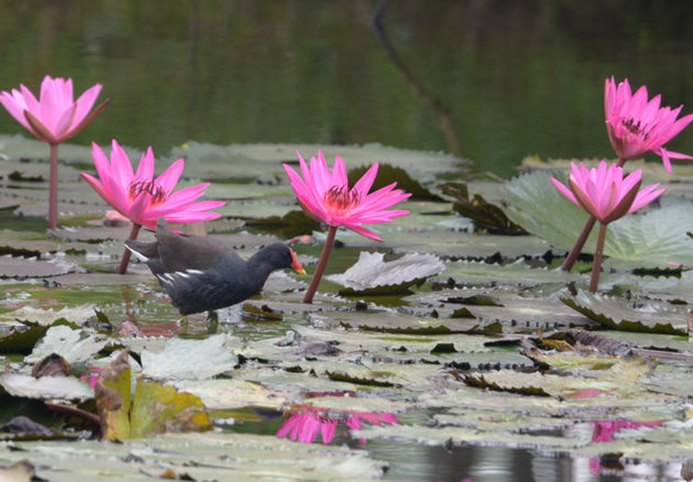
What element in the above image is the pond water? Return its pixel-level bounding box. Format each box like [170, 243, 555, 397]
[1, 1, 692, 178]
[2, 3, 693, 482]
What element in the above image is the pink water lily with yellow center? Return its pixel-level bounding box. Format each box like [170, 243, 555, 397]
[561, 76, 691, 273]
[551, 161, 665, 292]
[0, 75, 109, 229]
[284, 150, 411, 303]
[605, 76, 693, 173]
[284, 150, 410, 241]
[82, 139, 225, 274]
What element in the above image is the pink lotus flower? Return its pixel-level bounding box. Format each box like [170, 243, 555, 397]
[0, 75, 108, 144]
[551, 161, 664, 224]
[0, 75, 109, 229]
[551, 161, 665, 292]
[283, 151, 410, 242]
[283, 151, 410, 303]
[605, 76, 693, 173]
[81, 139, 225, 273]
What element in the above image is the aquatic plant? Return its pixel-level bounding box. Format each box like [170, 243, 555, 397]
[551, 161, 665, 292]
[0, 75, 109, 229]
[81, 139, 225, 274]
[283, 150, 410, 303]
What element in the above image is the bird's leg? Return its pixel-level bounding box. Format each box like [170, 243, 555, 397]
[206, 310, 219, 334]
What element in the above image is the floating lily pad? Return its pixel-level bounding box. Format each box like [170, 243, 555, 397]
[140, 334, 240, 380]
[25, 325, 110, 364]
[0, 373, 92, 401]
[502, 170, 693, 268]
[327, 252, 445, 296]
[0, 431, 387, 481]
[0, 256, 80, 279]
[561, 290, 689, 335]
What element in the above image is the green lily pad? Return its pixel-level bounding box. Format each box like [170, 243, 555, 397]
[502, 170, 693, 269]
[0, 432, 387, 481]
[561, 290, 689, 335]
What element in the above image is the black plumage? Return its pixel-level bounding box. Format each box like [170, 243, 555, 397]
[125, 217, 305, 315]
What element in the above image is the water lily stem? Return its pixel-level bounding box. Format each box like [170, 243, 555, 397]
[48, 143, 59, 230]
[303, 225, 337, 304]
[118, 223, 142, 275]
[561, 216, 596, 272]
[589, 222, 608, 293]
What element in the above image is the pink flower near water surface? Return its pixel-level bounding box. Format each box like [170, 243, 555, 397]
[0, 75, 106, 144]
[551, 161, 665, 224]
[605, 76, 693, 173]
[283, 151, 411, 242]
[81, 140, 225, 230]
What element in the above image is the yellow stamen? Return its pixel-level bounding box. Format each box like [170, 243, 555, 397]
[129, 180, 168, 204]
[323, 185, 360, 216]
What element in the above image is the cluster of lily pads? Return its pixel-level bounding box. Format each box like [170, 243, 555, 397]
[1, 73, 693, 481]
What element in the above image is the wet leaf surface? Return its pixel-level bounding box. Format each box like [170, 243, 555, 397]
[2, 140, 693, 479]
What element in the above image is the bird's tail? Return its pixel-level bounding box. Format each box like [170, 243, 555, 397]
[124, 240, 158, 262]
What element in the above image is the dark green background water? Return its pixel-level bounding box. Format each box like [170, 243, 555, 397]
[1, 1, 692, 178]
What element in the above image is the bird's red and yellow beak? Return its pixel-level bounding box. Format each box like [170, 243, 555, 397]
[290, 249, 307, 275]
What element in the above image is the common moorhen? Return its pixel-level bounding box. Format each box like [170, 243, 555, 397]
[125, 217, 306, 315]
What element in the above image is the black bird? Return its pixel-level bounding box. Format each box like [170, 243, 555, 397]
[125, 217, 306, 315]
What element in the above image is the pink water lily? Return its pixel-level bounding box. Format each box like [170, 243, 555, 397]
[0, 75, 107, 144]
[551, 161, 665, 292]
[283, 150, 410, 303]
[0, 75, 109, 229]
[605, 76, 693, 173]
[551, 161, 664, 224]
[284, 150, 410, 242]
[81, 139, 225, 273]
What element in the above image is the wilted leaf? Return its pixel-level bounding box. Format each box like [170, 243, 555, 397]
[95, 350, 211, 441]
[95, 350, 131, 441]
[327, 251, 445, 295]
[31, 353, 72, 378]
[0, 460, 35, 482]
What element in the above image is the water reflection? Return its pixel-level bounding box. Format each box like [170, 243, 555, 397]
[1, 2, 691, 177]
[276, 404, 399, 445]
[588, 419, 663, 478]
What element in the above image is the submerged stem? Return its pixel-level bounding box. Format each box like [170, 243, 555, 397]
[48, 143, 59, 230]
[302, 225, 338, 304]
[117, 223, 142, 275]
[589, 222, 608, 293]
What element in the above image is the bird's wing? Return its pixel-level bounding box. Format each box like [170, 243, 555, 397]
[155, 218, 243, 272]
